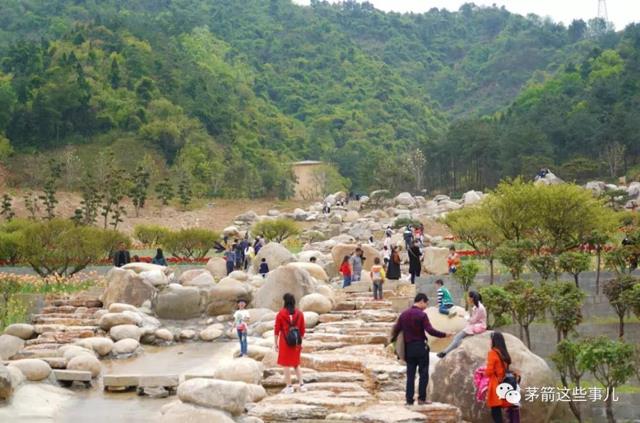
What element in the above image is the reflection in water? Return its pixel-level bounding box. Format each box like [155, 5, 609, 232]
[53, 342, 235, 423]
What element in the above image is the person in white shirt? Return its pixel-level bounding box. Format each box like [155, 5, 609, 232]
[233, 299, 250, 357]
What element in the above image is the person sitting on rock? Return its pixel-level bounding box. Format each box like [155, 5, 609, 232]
[435, 279, 455, 317]
[340, 255, 352, 288]
[234, 299, 250, 357]
[389, 293, 452, 406]
[274, 293, 306, 394]
[437, 291, 487, 358]
[152, 248, 167, 266]
[258, 258, 269, 277]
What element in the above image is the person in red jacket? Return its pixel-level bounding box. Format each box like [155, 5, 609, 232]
[486, 331, 520, 423]
[274, 293, 306, 394]
[339, 255, 352, 288]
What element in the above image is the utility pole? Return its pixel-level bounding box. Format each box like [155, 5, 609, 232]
[597, 0, 608, 21]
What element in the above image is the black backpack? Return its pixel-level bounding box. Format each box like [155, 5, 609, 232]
[500, 356, 520, 390]
[285, 312, 302, 347]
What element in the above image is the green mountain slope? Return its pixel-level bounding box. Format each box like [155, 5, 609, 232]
[0, 0, 627, 195]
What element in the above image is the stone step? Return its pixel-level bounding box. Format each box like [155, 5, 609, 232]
[41, 306, 101, 315]
[51, 298, 103, 308]
[54, 369, 92, 382]
[33, 312, 97, 320]
[34, 324, 99, 334]
[304, 333, 387, 345]
[11, 345, 64, 359]
[31, 317, 98, 326]
[26, 330, 95, 345]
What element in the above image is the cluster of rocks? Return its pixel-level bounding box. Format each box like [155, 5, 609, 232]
[585, 180, 640, 208]
[230, 190, 485, 247]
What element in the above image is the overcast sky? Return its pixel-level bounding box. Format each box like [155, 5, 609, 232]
[292, 0, 639, 30]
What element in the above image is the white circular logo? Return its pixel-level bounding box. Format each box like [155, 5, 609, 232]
[496, 383, 520, 405]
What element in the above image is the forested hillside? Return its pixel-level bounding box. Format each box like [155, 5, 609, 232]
[0, 0, 634, 196]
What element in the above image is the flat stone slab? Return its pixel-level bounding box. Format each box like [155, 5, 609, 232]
[138, 375, 179, 388]
[54, 369, 92, 382]
[103, 374, 179, 390]
[103, 374, 139, 389]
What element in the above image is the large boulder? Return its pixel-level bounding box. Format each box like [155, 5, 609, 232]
[153, 284, 202, 320]
[253, 264, 316, 311]
[160, 401, 234, 423]
[0, 365, 12, 400]
[122, 262, 169, 274]
[67, 354, 101, 378]
[422, 247, 449, 275]
[330, 244, 380, 272]
[8, 359, 51, 381]
[462, 190, 483, 206]
[424, 306, 466, 352]
[298, 293, 333, 314]
[182, 272, 216, 289]
[206, 258, 228, 280]
[394, 192, 416, 208]
[0, 334, 24, 360]
[429, 331, 560, 422]
[252, 242, 294, 272]
[534, 171, 563, 186]
[287, 262, 329, 282]
[74, 337, 114, 356]
[205, 277, 252, 316]
[110, 325, 142, 342]
[102, 267, 156, 308]
[139, 269, 171, 287]
[212, 357, 264, 385]
[4, 324, 35, 340]
[112, 339, 140, 356]
[98, 312, 141, 331]
[179, 269, 212, 285]
[178, 378, 248, 416]
[628, 181, 640, 198]
[585, 181, 606, 195]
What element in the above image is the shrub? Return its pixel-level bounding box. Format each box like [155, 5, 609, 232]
[252, 218, 300, 243]
[505, 279, 550, 349]
[495, 240, 531, 279]
[578, 337, 635, 423]
[134, 224, 170, 247]
[19, 219, 114, 276]
[0, 220, 41, 264]
[528, 255, 559, 282]
[603, 276, 637, 338]
[161, 228, 219, 259]
[479, 285, 511, 328]
[392, 217, 422, 229]
[452, 260, 480, 308]
[558, 251, 591, 287]
[548, 281, 586, 341]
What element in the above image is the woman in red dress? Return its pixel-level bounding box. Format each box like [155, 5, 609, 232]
[274, 293, 306, 394]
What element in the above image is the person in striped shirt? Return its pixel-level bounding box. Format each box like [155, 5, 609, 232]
[435, 279, 455, 317]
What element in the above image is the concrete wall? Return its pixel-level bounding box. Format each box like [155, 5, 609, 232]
[292, 162, 324, 200]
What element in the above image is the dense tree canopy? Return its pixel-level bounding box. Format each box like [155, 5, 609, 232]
[0, 0, 633, 195]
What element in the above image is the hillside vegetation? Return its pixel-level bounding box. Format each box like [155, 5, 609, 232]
[0, 0, 635, 195]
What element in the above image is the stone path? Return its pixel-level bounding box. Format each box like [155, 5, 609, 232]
[249, 289, 463, 422]
[12, 295, 104, 368]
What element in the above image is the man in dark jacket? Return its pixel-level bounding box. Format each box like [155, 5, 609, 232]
[390, 293, 452, 405]
[113, 242, 131, 267]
